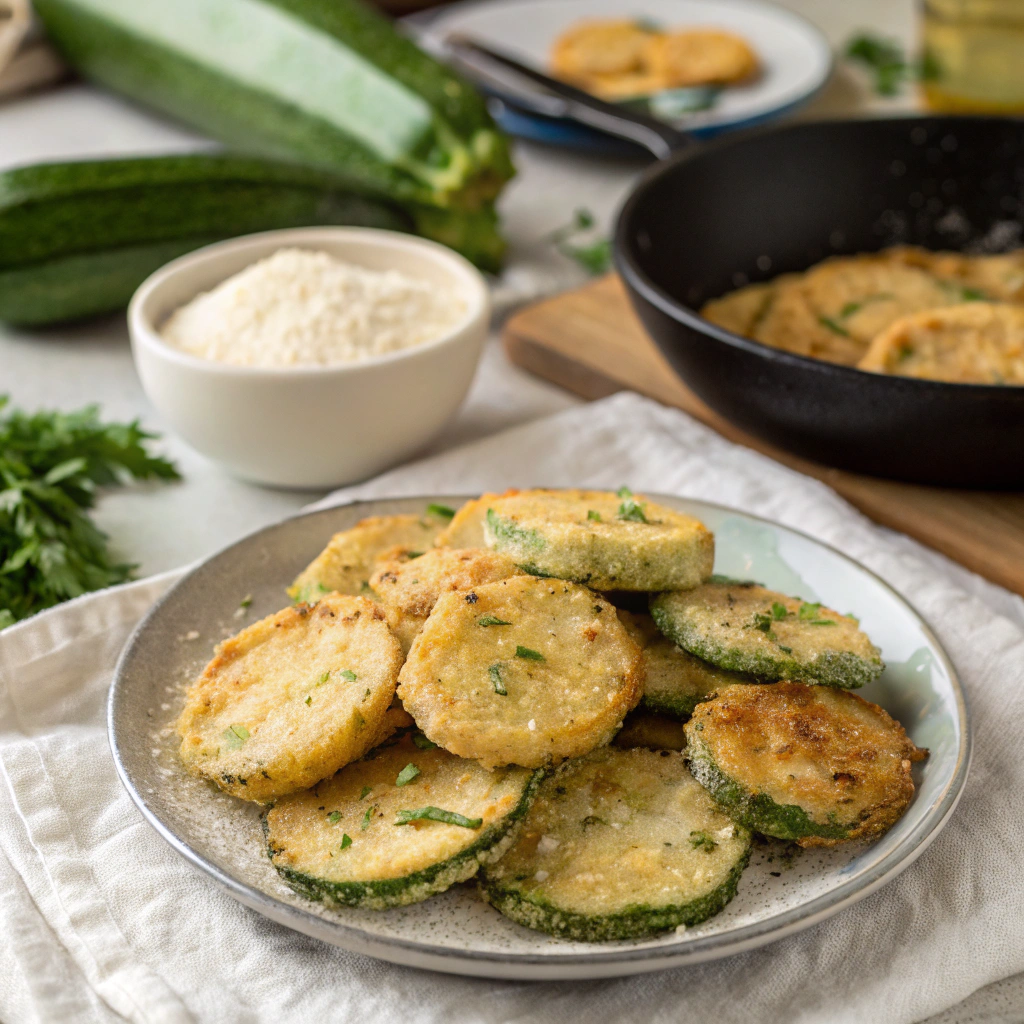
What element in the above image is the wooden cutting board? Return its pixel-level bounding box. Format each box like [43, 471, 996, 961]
[503, 274, 1024, 598]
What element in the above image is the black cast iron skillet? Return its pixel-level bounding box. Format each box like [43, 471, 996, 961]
[448, 41, 1024, 487]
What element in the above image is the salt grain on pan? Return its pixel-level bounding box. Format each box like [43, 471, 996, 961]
[161, 248, 467, 368]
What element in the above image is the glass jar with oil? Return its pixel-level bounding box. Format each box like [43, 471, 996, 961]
[922, 0, 1024, 112]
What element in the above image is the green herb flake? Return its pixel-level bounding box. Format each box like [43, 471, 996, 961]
[477, 615, 512, 627]
[304, 695, 312, 706]
[319, 670, 331, 684]
[239, 595, 252, 609]
[327, 811, 342, 824]
[222, 725, 249, 750]
[778, 644, 794, 654]
[340, 833, 352, 850]
[689, 830, 718, 852]
[752, 613, 773, 634]
[339, 669, 357, 681]
[394, 806, 483, 829]
[798, 602, 822, 620]
[406, 551, 424, 560]
[515, 645, 545, 661]
[840, 301, 862, 318]
[361, 805, 376, 830]
[809, 619, 837, 626]
[960, 286, 986, 301]
[771, 601, 788, 620]
[615, 486, 648, 523]
[845, 32, 910, 96]
[412, 733, 438, 750]
[818, 315, 851, 338]
[586, 510, 601, 523]
[426, 503, 456, 520]
[395, 763, 421, 787]
[358, 786, 372, 800]
[489, 663, 507, 695]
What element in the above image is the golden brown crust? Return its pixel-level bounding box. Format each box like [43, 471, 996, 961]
[369, 546, 522, 653]
[176, 594, 402, 801]
[688, 682, 925, 847]
[397, 576, 644, 769]
[647, 29, 758, 87]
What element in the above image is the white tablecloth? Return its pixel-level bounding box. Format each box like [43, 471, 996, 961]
[3, 393, 1024, 1024]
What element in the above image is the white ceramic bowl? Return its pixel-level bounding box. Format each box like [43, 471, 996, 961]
[129, 227, 490, 488]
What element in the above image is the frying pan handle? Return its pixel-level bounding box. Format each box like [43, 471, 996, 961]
[444, 36, 690, 159]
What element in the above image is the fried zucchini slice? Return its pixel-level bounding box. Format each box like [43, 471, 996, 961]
[651, 582, 883, 688]
[288, 512, 446, 602]
[612, 709, 686, 750]
[177, 595, 401, 801]
[479, 747, 751, 940]
[482, 488, 714, 591]
[397, 576, 644, 769]
[686, 683, 925, 847]
[369, 546, 521, 654]
[619, 610, 760, 717]
[265, 734, 543, 909]
[433, 492, 508, 548]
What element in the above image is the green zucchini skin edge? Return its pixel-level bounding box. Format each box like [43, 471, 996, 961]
[264, 768, 546, 911]
[686, 735, 853, 842]
[640, 690, 703, 719]
[649, 598, 882, 690]
[479, 847, 750, 942]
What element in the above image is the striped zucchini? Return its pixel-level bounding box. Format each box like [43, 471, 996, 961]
[33, 0, 514, 210]
[0, 155, 503, 326]
[265, 734, 543, 909]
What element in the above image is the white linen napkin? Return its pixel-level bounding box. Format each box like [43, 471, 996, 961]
[2, 392, 1024, 1024]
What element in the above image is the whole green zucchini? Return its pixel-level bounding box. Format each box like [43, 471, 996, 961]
[0, 154, 503, 327]
[32, 0, 514, 210]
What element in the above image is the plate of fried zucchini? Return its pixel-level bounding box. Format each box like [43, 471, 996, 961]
[110, 490, 969, 979]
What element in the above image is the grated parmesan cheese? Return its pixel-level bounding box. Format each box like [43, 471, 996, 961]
[161, 248, 468, 368]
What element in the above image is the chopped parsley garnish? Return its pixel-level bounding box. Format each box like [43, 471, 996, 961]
[818, 315, 850, 337]
[485, 508, 545, 552]
[405, 550, 424, 560]
[394, 807, 483, 829]
[359, 785, 372, 799]
[587, 510, 601, 522]
[319, 670, 331, 683]
[477, 615, 512, 627]
[304, 695, 312, 706]
[489, 663, 507, 695]
[361, 805, 376, 830]
[395, 763, 421, 786]
[771, 601, 788, 620]
[426, 503, 456, 520]
[809, 619, 837, 626]
[752, 613, 773, 633]
[615, 486, 648, 523]
[689, 830, 718, 852]
[845, 32, 941, 95]
[327, 811, 342, 824]
[340, 833, 352, 850]
[239, 595, 252, 609]
[339, 669, 357, 681]
[515, 645, 545, 661]
[779, 644, 794, 654]
[798, 602, 822, 620]
[548, 208, 612, 275]
[959, 286, 986, 301]
[222, 724, 249, 750]
[840, 301, 862, 318]
[412, 733, 438, 750]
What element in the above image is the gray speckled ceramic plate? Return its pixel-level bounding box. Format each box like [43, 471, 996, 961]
[109, 496, 970, 980]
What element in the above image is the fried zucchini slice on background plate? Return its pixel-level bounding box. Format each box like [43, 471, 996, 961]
[288, 512, 446, 602]
[265, 734, 543, 909]
[480, 747, 751, 941]
[398, 575, 644, 768]
[482, 488, 714, 591]
[685, 683, 926, 847]
[434, 492, 507, 548]
[651, 581, 883, 688]
[619, 610, 760, 717]
[370, 546, 521, 653]
[177, 594, 402, 801]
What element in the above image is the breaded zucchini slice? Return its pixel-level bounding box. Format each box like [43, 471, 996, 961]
[651, 582, 883, 688]
[397, 576, 644, 769]
[433, 492, 509, 548]
[613, 709, 686, 751]
[369, 546, 521, 653]
[288, 512, 446, 603]
[686, 682, 926, 847]
[479, 747, 751, 940]
[265, 734, 543, 910]
[482, 488, 714, 591]
[177, 595, 402, 801]
[619, 610, 760, 717]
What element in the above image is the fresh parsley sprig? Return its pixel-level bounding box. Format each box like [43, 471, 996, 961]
[547, 208, 613, 276]
[0, 398, 179, 629]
